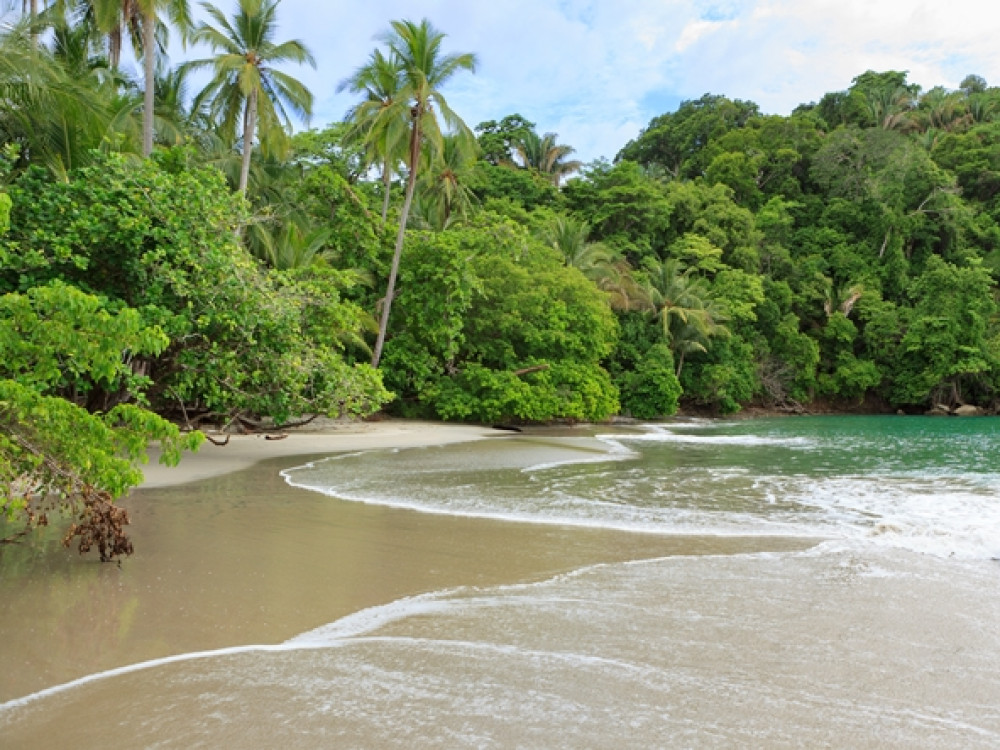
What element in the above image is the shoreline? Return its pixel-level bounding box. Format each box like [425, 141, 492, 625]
[139, 419, 502, 489]
[2, 434, 816, 704]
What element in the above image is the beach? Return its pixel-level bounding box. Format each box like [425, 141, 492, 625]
[138, 419, 503, 488]
[1, 420, 805, 708]
[4, 416, 1000, 748]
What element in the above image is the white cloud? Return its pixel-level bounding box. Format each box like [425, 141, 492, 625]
[171, 0, 1000, 163]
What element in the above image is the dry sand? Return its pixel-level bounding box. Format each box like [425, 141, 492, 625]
[140, 419, 500, 488]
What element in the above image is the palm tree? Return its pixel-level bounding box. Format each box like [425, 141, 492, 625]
[361, 18, 477, 368]
[865, 85, 915, 131]
[338, 48, 407, 225]
[641, 257, 729, 374]
[135, 0, 190, 156]
[536, 216, 649, 311]
[514, 130, 581, 185]
[185, 0, 314, 193]
[670, 297, 729, 378]
[417, 131, 477, 229]
[538, 216, 613, 270]
[0, 13, 133, 175]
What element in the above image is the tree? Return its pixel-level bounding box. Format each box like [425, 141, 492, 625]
[416, 130, 478, 229]
[381, 215, 619, 422]
[0, 281, 203, 559]
[1, 151, 391, 424]
[892, 256, 998, 406]
[0, 15, 134, 176]
[136, 0, 192, 156]
[186, 0, 314, 193]
[513, 130, 582, 185]
[537, 215, 612, 272]
[360, 18, 477, 368]
[640, 257, 729, 376]
[475, 113, 534, 165]
[338, 48, 407, 224]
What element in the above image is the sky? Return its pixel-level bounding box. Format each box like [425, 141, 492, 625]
[182, 0, 1000, 163]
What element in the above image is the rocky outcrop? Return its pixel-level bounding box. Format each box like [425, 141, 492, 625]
[954, 404, 985, 417]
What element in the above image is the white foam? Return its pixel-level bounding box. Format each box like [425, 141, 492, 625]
[607, 430, 813, 447]
[280, 425, 1000, 561]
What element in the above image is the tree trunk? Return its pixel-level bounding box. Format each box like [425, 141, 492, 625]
[380, 155, 392, 225]
[29, 0, 38, 46]
[141, 9, 156, 157]
[238, 87, 257, 194]
[371, 110, 421, 368]
[109, 26, 122, 70]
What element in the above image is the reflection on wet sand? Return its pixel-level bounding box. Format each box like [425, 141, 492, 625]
[0, 454, 807, 703]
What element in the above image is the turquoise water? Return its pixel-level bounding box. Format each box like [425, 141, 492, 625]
[285, 416, 1000, 559]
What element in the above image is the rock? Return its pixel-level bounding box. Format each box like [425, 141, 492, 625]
[926, 405, 951, 416]
[954, 404, 984, 417]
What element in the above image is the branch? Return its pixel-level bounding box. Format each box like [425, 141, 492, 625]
[513, 364, 550, 377]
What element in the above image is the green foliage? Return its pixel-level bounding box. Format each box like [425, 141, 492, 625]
[0, 280, 166, 400]
[620, 344, 681, 419]
[466, 161, 559, 211]
[616, 94, 760, 178]
[891, 256, 998, 405]
[475, 114, 535, 164]
[562, 160, 674, 260]
[0, 152, 390, 423]
[382, 215, 619, 422]
[0, 282, 203, 559]
[680, 335, 759, 413]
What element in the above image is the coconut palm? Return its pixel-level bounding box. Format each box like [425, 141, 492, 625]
[131, 0, 191, 156]
[536, 216, 649, 311]
[865, 85, 915, 131]
[417, 131, 477, 229]
[514, 130, 581, 185]
[538, 216, 613, 270]
[642, 258, 707, 336]
[338, 48, 408, 225]
[640, 257, 729, 374]
[360, 18, 477, 368]
[185, 0, 314, 193]
[0, 13, 134, 175]
[670, 297, 729, 378]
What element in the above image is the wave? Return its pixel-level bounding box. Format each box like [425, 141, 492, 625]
[280, 425, 1000, 562]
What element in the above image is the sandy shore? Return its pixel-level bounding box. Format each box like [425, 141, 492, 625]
[1, 419, 813, 706]
[140, 419, 500, 488]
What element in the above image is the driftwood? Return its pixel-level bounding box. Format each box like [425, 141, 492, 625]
[235, 414, 318, 433]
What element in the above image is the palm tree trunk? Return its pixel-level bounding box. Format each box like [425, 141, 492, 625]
[238, 87, 257, 194]
[141, 9, 156, 157]
[380, 155, 392, 225]
[29, 0, 38, 46]
[109, 26, 122, 70]
[371, 113, 420, 368]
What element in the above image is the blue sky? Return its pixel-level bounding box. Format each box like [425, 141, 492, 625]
[175, 0, 1000, 163]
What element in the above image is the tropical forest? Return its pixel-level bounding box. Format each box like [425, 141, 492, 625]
[3, 1, 1000, 552]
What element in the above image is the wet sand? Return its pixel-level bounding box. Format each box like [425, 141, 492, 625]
[0, 422, 810, 704]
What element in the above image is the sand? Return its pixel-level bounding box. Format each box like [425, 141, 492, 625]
[140, 419, 500, 488]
